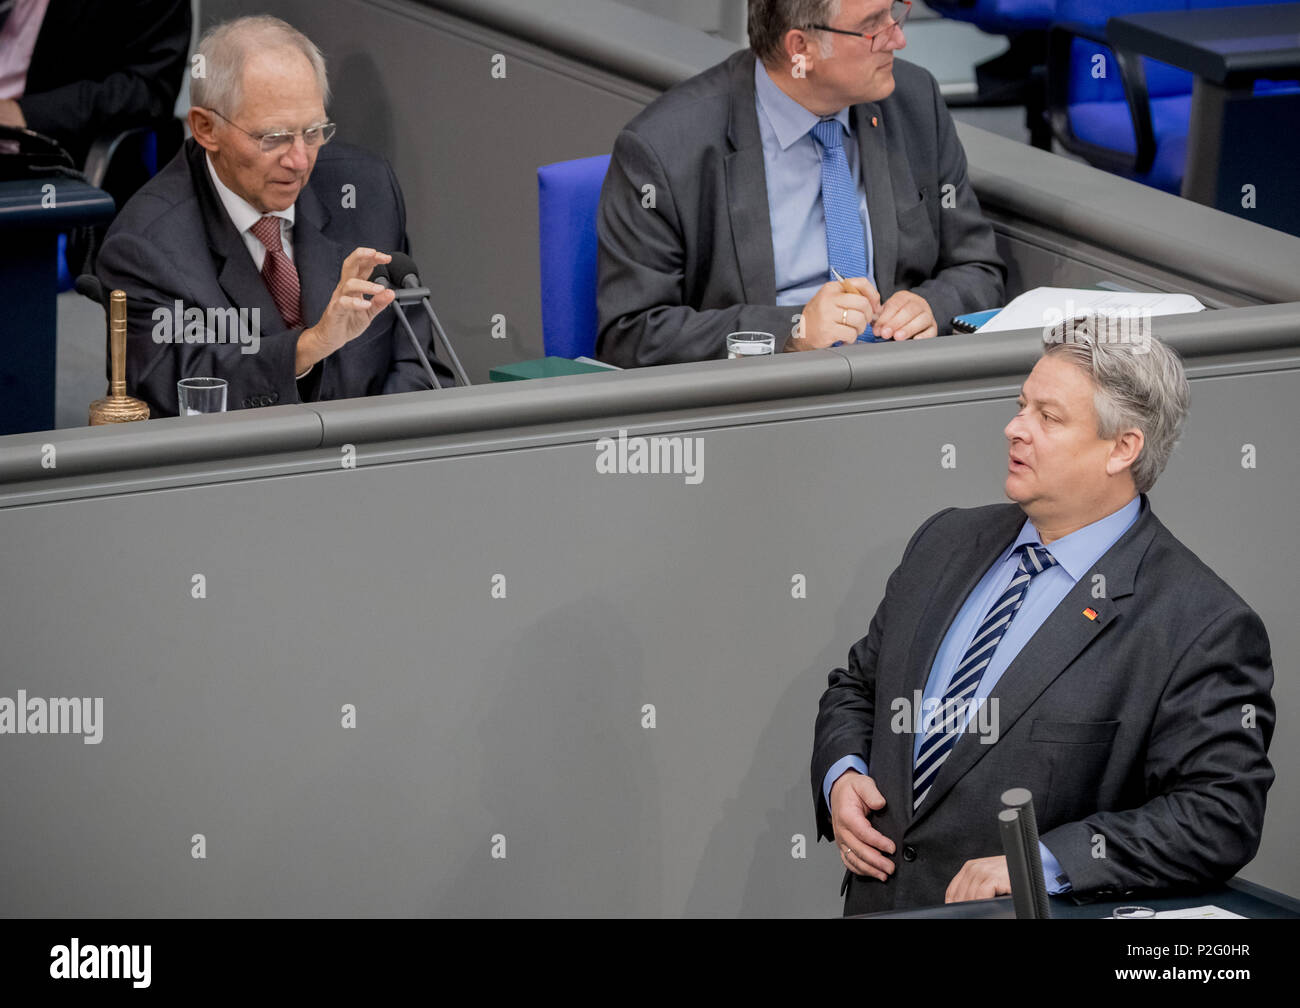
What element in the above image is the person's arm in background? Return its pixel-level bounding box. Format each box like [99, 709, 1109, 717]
[17, 0, 192, 152]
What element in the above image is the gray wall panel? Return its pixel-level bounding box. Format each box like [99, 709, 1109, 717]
[1, 349, 1296, 916]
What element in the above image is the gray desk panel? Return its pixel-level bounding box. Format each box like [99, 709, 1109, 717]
[13, 304, 1297, 488]
[1, 352, 1296, 916]
[0, 408, 324, 484]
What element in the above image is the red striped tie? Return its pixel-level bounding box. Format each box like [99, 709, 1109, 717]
[250, 214, 304, 328]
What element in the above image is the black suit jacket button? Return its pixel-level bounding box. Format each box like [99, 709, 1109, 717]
[269, 392, 279, 404]
[240, 397, 251, 408]
[902, 845, 917, 862]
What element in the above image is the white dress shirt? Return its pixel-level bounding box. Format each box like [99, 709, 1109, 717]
[204, 152, 296, 269]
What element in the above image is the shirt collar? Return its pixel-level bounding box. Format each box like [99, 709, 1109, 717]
[753, 57, 852, 151]
[205, 152, 294, 236]
[1007, 496, 1142, 582]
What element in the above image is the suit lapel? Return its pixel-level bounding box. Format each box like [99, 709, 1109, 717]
[291, 183, 342, 331]
[725, 53, 778, 305]
[908, 503, 1158, 826]
[188, 141, 285, 327]
[852, 103, 897, 297]
[889, 513, 1020, 815]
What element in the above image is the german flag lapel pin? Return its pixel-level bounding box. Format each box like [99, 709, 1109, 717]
[1082, 607, 1099, 621]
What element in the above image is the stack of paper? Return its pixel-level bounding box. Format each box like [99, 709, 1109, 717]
[978, 287, 1206, 334]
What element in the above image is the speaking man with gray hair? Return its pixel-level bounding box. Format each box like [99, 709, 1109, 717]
[98, 15, 453, 417]
[596, 0, 1005, 367]
[812, 330, 1275, 914]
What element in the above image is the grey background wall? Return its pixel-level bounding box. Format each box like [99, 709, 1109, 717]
[619, 0, 747, 39]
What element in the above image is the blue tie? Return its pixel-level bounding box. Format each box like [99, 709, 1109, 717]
[811, 119, 869, 283]
[912, 543, 1059, 811]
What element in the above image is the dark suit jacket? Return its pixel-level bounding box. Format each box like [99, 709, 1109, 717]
[19, 0, 191, 166]
[812, 497, 1275, 915]
[596, 50, 1005, 368]
[97, 138, 452, 417]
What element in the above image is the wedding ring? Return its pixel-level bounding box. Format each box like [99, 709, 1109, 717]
[841, 309, 848, 327]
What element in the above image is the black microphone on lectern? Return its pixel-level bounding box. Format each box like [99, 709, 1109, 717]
[373, 264, 441, 390]
[383, 251, 472, 388]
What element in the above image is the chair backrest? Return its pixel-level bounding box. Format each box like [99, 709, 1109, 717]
[1059, 0, 1277, 103]
[537, 154, 611, 359]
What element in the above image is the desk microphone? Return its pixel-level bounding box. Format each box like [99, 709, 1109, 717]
[373, 265, 442, 391]
[383, 251, 472, 388]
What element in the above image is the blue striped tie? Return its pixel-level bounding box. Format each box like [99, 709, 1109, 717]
[810, 119, 868, 282]
[912, 543, 1058, 811]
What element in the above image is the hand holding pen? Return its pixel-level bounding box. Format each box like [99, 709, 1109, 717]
[830, 268, 880, 344]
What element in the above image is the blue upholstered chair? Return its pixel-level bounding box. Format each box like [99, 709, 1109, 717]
[924, 0, 1059, 146]
[1047, 0, 1299, 192]
[536, 154, 612, 360]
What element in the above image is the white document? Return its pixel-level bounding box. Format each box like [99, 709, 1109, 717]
[977, 287, 1206, 334]
[1153, 905, 1247, 919]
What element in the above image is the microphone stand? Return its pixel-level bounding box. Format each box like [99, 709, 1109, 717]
[376, 277, 442, 390]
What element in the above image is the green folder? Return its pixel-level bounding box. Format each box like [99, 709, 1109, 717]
[489, 357, 618, 382]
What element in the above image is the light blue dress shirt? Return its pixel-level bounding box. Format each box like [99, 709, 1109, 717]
[753, 60, 876, 307]
[824, 497, 1142, 895]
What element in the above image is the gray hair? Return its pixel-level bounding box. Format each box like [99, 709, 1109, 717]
[191, 16, 330, 117]
[1042, 326, 1190, 494]
[749, 0, 841, 67]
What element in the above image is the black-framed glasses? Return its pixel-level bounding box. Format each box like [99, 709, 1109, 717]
[807, 0, 911, 53]
[206, 108, 336, 155]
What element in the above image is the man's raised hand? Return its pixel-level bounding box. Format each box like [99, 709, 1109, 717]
[297, 248, 396, 372]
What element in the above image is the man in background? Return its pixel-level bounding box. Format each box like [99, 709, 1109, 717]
[597, 0, 1004, 367]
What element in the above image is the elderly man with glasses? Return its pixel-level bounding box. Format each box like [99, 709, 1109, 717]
[596, 0, 1006, 368]
[98, 15, 453, 417]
